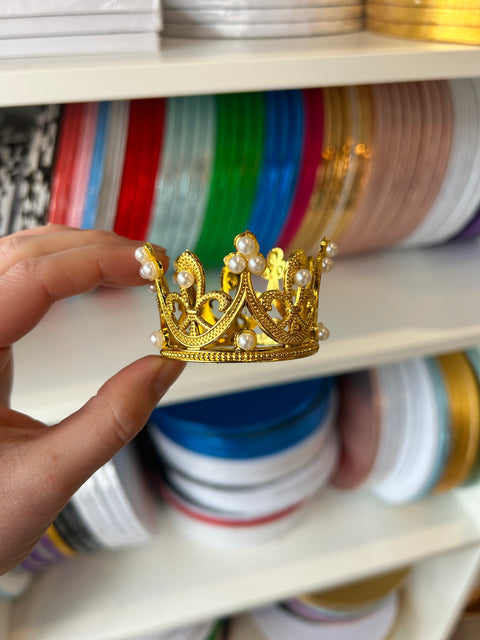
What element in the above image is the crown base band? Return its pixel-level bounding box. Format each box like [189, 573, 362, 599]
[160, 343, 320, 363]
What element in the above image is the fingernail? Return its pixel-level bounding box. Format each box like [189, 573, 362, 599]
[152, 359, 185, 399]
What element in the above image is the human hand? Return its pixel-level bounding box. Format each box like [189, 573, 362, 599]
[0, 226, 184, 574]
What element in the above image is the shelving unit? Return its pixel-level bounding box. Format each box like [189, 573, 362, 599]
[11, 239, 480, 423]
[0, 33, 479, 107]
[9, 490, 480, 640]
[228, 546, 480, 640]
[2, 33, 480, 640]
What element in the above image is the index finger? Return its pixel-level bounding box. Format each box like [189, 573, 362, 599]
[0, 241, 167, 347]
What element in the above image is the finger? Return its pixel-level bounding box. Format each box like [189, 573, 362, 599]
[0, 242, 168, 346]
[0, 228, 166, 277]
[34, 356, 184, 502]
[0, 223, 72, 239]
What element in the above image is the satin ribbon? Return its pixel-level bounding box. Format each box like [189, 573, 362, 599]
[454, 208, 480, 239]
[152, 377, 333, 435]
[413, 358, 452, 496]
[257, 89, 304, 251]
[47, 103, 84, 224]
[54, 503, 101, 553]
[202, 92, 265, 266]
[247, 90, 285, 248]
[462, 349, 480, 484]
[368, 16, 480, 44]
[435, 353, 480, 491]
[114, 98, 165, 241]
[367, 4, 480, 26]
[82, 102, 110, 229]
[95, 101, 129, 231]
[164, 18, 363, 38]
[66, 101, 99, 228]
[45, 524, 77, 558]
[194, 93, 236, 266]
[159, 479, 305, 528]
[278, 88, 324, 250]
[155, 393, 332, 459]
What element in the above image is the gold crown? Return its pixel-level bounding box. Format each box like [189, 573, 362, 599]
[135, 231, 336, 363]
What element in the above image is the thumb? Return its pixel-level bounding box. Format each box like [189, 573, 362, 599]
[39, 356, 184, 498]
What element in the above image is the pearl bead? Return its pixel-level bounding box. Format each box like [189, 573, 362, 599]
[294, 268, 312, 287]
[235, 234, 258, 257]
[176, 270, 195, 288]
[322, 257, 335, 273]
[318, 325, 330, 341]
[150, 331, 163, 347]
[227, 254, 246, 274]
[326, 242, 338, 258]
[134, 246, 149, 264]
[148, 283, 157, 293]
[140, 261, 160, 280]
[248, 255, 266, 275]
[237, 331, 257, 351]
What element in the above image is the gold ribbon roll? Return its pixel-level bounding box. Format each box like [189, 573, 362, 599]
[368, 0, 479, 9]
[300, 567, 410, 611]
[435, 353, 480, 492]
[46, 524, 77, 558]
[368, 16, 480, 44]
[367, 4, 480, 27]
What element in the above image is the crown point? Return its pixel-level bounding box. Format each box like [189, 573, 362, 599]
[294, 268, 312, 287]
[318, 325, 330, 341]
[134, 246, 150, 264]
[326, 242, 338, 258]
[148, 283, 157, 293]
[236, 330, 257, 351]
[176, 270, 195, 289]
[150, 330, 163, 347]
[140, 261, 160, 280]
[322, 257, 335, 273]
[248, 255, 266, 275]
[227, 254, 246, 275]
[235, 234, 258, 258]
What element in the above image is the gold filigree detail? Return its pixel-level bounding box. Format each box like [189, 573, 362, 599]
[143, 232, 332, 363]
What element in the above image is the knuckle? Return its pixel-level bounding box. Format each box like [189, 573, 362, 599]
[91, 229, 115, 244]
[0, 234, 24, 262]
[108, 403, 140, 448]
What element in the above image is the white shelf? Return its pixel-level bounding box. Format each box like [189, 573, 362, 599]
[1, 33, 479, 107]
[0, 601, 9, 640]
[12, 241, 480, 425]
[9, 489, 480, 640]
[392, 546, 480, 640]
[227, 547, 480, 640]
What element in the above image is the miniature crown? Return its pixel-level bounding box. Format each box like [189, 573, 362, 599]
[135, 231, 336, 363]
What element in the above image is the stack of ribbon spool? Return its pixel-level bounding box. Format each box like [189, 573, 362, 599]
[42, 80, 480, 267]
[146, 378, 338, 545]
[0, 1, 162, 57]
[5, 348, 480, 586]
[230, 568, 408, 640]
[162, 0, 363, 38]
[367, 0, 480, 45]
[333, 349, 480, 504]
[18, 445, 156, 575]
